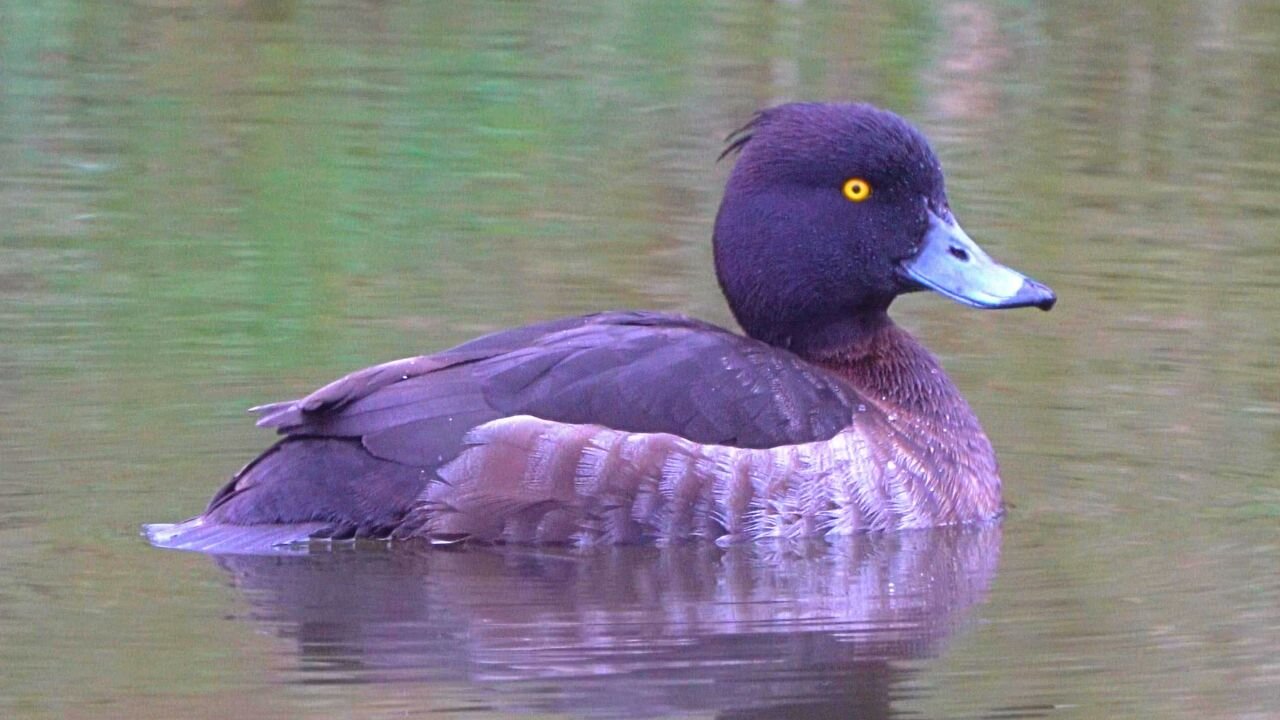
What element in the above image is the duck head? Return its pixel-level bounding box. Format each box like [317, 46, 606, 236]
[713, 103, 1054, 355]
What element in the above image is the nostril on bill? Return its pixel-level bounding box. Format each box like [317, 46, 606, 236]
[948, 246, 969, 262]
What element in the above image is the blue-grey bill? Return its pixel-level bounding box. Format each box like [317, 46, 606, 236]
[900, 211, 1056, 311]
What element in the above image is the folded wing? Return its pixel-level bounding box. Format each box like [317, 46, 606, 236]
[148, 311, 870, 551]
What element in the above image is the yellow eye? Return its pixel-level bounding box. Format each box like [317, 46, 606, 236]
[842, 178, 871, 202]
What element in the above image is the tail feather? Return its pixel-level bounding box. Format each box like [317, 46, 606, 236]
[143, 517, 330, 554]
[146, 437, 435, 553]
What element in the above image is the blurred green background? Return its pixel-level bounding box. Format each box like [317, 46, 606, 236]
[1, 1, 1278, 718]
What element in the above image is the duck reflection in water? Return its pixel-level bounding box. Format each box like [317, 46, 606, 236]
[212, 525, 1001, 719]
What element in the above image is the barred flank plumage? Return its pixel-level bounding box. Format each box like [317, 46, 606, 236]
[419, 412, 982, 546]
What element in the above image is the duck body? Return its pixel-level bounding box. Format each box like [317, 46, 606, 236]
[146, 103, 1053, 553]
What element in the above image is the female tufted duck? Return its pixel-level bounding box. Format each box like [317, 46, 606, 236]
[146, 102, 1054, 552]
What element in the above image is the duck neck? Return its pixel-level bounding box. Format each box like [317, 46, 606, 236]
[799, 313, 950, 409]
[802, 311, 998, 469]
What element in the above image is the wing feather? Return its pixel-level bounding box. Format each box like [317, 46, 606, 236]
[188, 311, 865, 543]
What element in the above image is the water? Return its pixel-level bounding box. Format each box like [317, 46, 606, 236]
[2, 1, 1278, 718]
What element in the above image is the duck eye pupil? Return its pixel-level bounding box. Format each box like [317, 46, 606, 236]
[949, 246, 970, 262]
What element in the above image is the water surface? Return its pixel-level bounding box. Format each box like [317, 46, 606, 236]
[2, 2, 1278, 718]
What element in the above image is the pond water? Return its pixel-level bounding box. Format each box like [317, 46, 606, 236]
[2, 2, 1278, 718]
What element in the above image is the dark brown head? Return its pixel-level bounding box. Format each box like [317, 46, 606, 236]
[714, 103, 1054, 355]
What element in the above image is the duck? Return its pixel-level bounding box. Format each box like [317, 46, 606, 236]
[145, 102, 1055, 553]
